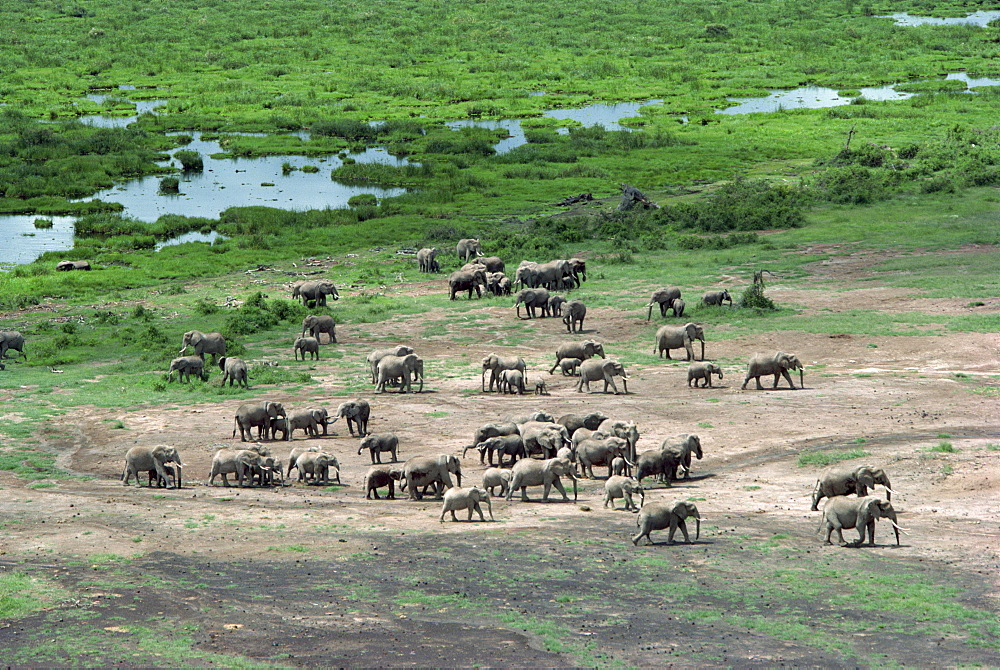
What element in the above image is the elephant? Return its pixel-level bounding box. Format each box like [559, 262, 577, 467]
[358, 433, 399, 464]
[308, 407, 331, 436]
[122, 445, 183, 488]
[703, 289, 732, 307]
[472, 434, 526, 467]
[481, 353, 526, 393]
[514, 261, 538, 289]
[603, 476, 644, 512]
[0, 331, 26, 365]
[449, 268, 487, 300]
[506, 457, 578, 502]
[514, 288, 551, 318]
[284, 409, 325, 439]
[56, 260, 91, 271]
[597, 419, 640, 462]
[167, 355, 205, 383]
[285, 446, 319, 478]
[646, 287, 682, 320]
[465, 422, 520, 463]
[611, 456, 632, 477]
[558, 358, 582, 376]
[246, 449, 283, 487]
[332, 399, 370, 436]
[480, 256, 505, 273]
[500, 369, 526, 395]
[557, 412, 609, 436]
[218, 356, 249, 388]
[568, 258, 586, 283]
[440, 486, 494, 522]
[822, 496, 903, 546]
[209, 448, 269, 487]
[233, 401, 286, 442]
[653, 323, 705, 361]
[292, 280, 339, 307]
[485, 272, 511, 297]
[518, 421, 570, 460]
[482, 468, 513, 497]
[547, 295, 567, 317]
[534, 379, 549, 395]
[632, 500, 701, 545]
[509, 410, 556, 425]
[296, 451, 341, 485]
[660, 434, 703, 481]
[670, 299, 686, 318]
[576, 359, 629, 395]
[687, 362, 723, 388]
[302, 315, 337, 344]
[577, 435, 630, 479]
[417, 247, 440, 273]
[375, 353, 423, 393]
[562, 300, 586, 333]
[457, 238, 484, 262]
[180, 330, 226, 363]
[364, 465, 403, 499]
[548, 340, 605, 374]
[269, 415, 290, 441]
[742, 351, 803, 390]
[811, 465, 894, 511]
[367, 346, 414, 384]
[403, 454, 462, 500]
[294, 336, 320, 361]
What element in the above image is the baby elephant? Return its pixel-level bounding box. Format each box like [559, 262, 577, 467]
[358, 433, 399, 464]
[558, 357, 582, 376]
[440, 486, 494, 522]
[822, 496, 903, 547]
[364, 465, 402, 499]
[293, 336, 320, 361]
[603, 476, 644, 512]
[687, 362, 723, 388]
[482, 467, 512, 497]
[632, 500, 700, 546]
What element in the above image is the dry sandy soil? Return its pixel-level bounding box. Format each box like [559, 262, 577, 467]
[1, 249, 999, 667]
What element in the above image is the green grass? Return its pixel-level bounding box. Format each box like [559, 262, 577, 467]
[926, 442, 958, 453]
[797, 448, 870, 467]
[0, 571, 67, 620]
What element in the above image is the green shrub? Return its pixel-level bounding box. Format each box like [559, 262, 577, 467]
[159, 176, 180, 193]
[33, 218, 54, 229]
[347, 193, 379, 208]
[175, 150, 204, 172]
[194, 299, 219, 315]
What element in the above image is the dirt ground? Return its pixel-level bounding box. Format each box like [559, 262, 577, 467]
[1, 250, 999, 667]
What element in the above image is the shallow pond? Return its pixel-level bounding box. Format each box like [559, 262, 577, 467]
[154, 230, 227, 251]
[880, 11, 1000, 27]
[0, 216, 77, 268]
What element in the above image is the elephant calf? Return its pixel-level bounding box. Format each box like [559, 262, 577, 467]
[294, 336, 320, 361]
[687, 362, 723, 388]
[603, 476, 644, 512]
[822, 496, 903, 547]
[358, 433, 399, 464]
[364, 465, 402, 499]
[440, 486, 493, 522]
[632, 500, 700, 546]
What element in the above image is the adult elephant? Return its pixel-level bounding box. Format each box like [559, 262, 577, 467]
[556, 412, 608, 437]
[122, 445, 183, 488]
[506, 457, 578, 502]
[448, 268, 487, 300]
[548, 340, 605, 374]
[480, 256, 505, 273]
[533, 259, 575, 291]
[660, 434, 703, 481]
[218, 356, 249, 388]
[417, 247, 440, 273]
[632, 500, 700, 545]
[471, 434, 526, 467]
[180, 330, 226, 363]
[576, 359, 629, 395]
[358, 433, 399, 464]
[402, 454, 462, 500]
[742, 351, 803, 390]
[332, 399, 370, 436]
[209, 448, 269, 487]
[0, 331, 26, 364]
[167, 355, 205, 383]
[456, 238, 483, 262]
[514, 261, 538, 289]
[302, 315, 337, 344]
[376, 353, 423, 393]
[597, 418, 640, 462]
[576, 435, 630, 479]
[296, 451, 340, 484]
[514, 288, 550, 318]
[233, 401, 286, 442]
[367, 345, 414, 384]
[518, 421, 570, 460]
[811, 465, 894, 511]
[568, 258, 586, 283]
[284, 409, 324, 439]
[653, 323, 705, 361]
[703, 289, 732, 307]
[481, 353, 526, 393]
[562, 300, 586, 333]
[646, 287, 682, 320]
[822, 496, 903, 546]
[293, 280, 339, 307]
[465, 422, 520, 462]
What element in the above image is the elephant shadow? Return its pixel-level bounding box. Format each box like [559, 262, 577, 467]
[641, 539, 714, 547]
[642, 473, 715, 490]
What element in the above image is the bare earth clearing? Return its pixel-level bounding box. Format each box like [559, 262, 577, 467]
[1, 250, 999, 667]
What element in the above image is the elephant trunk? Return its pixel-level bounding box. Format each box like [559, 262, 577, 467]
[700, 340, 705, 361]
[799, 367, 804, 388]
[455, 471, 462, 487]
[358, 444, 365, 456]
[695, 515, 700, 541]
[175, 463, 183, 488]
[484, 495, 494, 521]
[646, 303, 653, 321]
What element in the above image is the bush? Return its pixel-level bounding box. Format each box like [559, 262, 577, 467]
[811, 165, 896, 205]
[174, 150, 204, 172]
[739, 271, 777, 310]
[33, 218, 53, 229]
[347, 193, 379, 208]
[159, 176, 180, 193]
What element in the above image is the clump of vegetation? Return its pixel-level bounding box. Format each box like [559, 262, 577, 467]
[174, 150, 204, 172]
[739, 270, 777, 310]
[159, 176, 180, 193]
[32, 218, 53, 229]
[797, 448, 870, 467]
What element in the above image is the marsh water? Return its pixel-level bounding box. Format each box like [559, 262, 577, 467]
[0, 216, 78, 268]
[881, 11, 1000, 27]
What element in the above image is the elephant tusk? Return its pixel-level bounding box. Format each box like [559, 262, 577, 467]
[889, 521, 910, 533]
[884, 486, 898, 495]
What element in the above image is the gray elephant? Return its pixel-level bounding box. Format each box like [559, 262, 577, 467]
[603, 476, 644, 512]
[296, 451, 340, 485]
[514, 287, 551, 318]
[632, 500, 701, 545]
[482, 468, 512, 497]
[358, 433, 399, 464]
[742, 351, 803, 390]
[597, 419, 640, 462]
[576, 359, 629, 395]
[577, 435, 630, 479]
[449, 268, 487, 300]
[56, 259, 92, 271]
[457, 238, 484, 262]
[811, 465, 894, 511]
[670, 299, 686, 318]
[302, 315, 337, 344]
[218, 356, 249, 388]
[480, 256, 504, 273]
[703, 289, 732, 307]
[122, 445, 183, 488]
[569, 258, 586, 283]
[180, 330, 226, 363]
[500, 369, 526, 395]
[687, 362, 723, 388]
[209, 448, 268, 487]
[653, 323, 705, 361]
[646, 287, 681, 320]
[471, 434, 526, 467]
[292, 280, 339, 307]
[364, 465, 403, 499]
[822, 496, 903, 546]
[548, 340, 605, 374]
[440, 486, 494, 522]
[0, 330, 27, 364]
[506, 457, 578, 502]
[661, 434, 703, 481]
[285, 446, 319, 478]
[556, 412, 608, 436]
[167, 355, 205, 383]
[233, 401, 287, 442]
[375, 353, 423, 393]
[481, 353, 526, 393]
[485, 272, 511, 297]
[562, 300, 586, 333]
[332, 399, 370, 436]
[284, 409, 323, 439]
[294, 336, 320, 361]
[417, 247, 440, 272]
[402, 454, 462, 500]
[367, 346, 414, 384]
[467, 422, 520, 462]
[558, 358, 582, 376]
[518, 421, 570, 460]
[547, 295, 567, 317]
